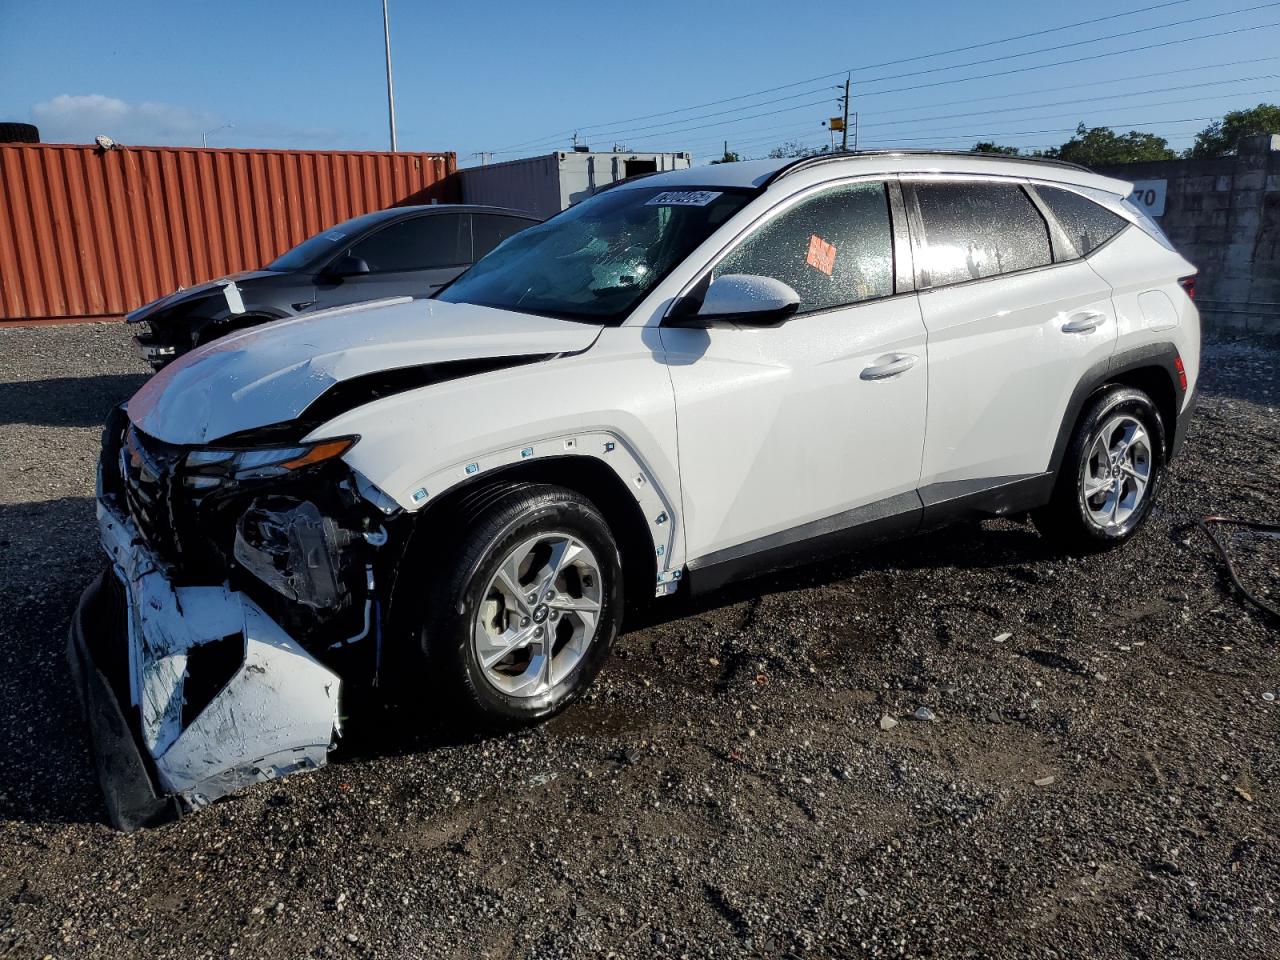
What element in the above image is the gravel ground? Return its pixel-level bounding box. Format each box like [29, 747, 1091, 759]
[0, 321, 1276, 960]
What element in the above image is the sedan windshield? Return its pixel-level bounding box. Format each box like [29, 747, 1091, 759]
[438, 185, 754, 323]
[266, 212, 389, 272]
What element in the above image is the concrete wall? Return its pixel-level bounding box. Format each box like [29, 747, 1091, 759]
[1097, 134, 1280, 334]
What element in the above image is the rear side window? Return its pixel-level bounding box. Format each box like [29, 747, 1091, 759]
[913, 183, 1051, 287]
[472, 215, 535, 261]
[347, 215, 469, 272]
[713, 181, 894, 315]
[1037, 186, 1129, 257]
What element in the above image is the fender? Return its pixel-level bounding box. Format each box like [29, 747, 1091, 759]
[380, 429, 684, 596]
[309, 329, 687, 595]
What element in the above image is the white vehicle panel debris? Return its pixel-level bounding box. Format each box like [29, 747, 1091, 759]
[100, 500, 341, 809]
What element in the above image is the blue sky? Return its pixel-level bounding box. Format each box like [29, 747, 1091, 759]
[3, 0, 1279, 165]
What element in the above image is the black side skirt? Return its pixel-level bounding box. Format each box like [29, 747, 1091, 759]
[684, 473, 1053, 596]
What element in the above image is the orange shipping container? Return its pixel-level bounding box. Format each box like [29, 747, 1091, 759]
[0, 142, 458, 322]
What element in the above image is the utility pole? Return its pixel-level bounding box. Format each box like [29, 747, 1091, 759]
[840, 73, 850, 152]
[382, 0, 398, 151]
[852, 111, 859, 151]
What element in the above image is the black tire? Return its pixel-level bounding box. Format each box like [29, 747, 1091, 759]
[1033, 385, 1167, 552]
[0, 122, 40, 144]
[420, 483, 623, 725]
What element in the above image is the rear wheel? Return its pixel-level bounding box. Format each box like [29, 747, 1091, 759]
[420, 484, 623, 725]
[1033, 386, 1166, 551]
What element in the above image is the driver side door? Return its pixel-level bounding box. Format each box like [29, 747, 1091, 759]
[660, 179, 929, 590]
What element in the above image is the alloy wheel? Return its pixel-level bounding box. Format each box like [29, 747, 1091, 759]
[1080, 413, 1152, 530]
[472, 532, 603, 698]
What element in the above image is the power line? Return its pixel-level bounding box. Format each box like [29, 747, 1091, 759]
[847, 18, 1280, 101]
[851, 1, 1280, 88]
[857, 79, 1280, 132]
[655, 71, 1280, 152]
[868, 54, 1280, 116]
[858, 115, 1219, 144]
[496, 15, 1280, 154]
[490, 0, 1268, 153]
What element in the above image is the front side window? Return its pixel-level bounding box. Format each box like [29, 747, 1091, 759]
[913, 182, 1052, 287]
[712, 181, 894, 314]
[266, 212, 387, 272]
[1037, 186, 1128, 257]
[347, 215, 469, 273]
[438, 186, 754, 323]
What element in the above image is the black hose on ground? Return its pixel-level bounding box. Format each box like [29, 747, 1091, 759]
[1194, 515, 1280, 621]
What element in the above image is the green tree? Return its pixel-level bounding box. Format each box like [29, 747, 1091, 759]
[768, 140, 830, 159]
[710, 150, 742, 164]
[1046, 123, 1176, 166]
[971, 141, 1020, 155]
[1187, 103, 1280, 157]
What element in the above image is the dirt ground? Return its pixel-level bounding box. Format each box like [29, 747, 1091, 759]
[0, 322, 1276, 960]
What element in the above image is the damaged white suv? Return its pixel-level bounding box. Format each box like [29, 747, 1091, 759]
[70, 152, 1200, 829]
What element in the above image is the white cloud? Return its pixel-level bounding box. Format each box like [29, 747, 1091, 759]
[32, 94, 219, 145]
[30, 94, 344, 149]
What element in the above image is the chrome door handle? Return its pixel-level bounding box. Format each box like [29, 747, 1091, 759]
[1062, 311, 1105, 334]
[860, 353, 917, 381]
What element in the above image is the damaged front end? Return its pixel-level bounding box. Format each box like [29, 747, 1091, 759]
[68, 407, 404, 830]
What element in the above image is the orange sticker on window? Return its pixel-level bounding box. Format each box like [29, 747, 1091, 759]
[806, 234, 836, 275]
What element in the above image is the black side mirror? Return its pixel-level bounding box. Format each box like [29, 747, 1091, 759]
[326, 254, 370, 279]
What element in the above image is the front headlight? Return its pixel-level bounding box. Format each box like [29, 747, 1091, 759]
[183, 437, 357, 489]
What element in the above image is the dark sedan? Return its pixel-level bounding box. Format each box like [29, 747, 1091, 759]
[128, 204, 540, 369]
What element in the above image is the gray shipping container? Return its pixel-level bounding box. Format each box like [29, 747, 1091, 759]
[457, 151, 692, 219]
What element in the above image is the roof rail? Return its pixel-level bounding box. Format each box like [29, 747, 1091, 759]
[762, 149, 1092, 187]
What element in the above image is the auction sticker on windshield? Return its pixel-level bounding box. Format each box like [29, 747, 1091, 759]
[645, 191, 723, 207]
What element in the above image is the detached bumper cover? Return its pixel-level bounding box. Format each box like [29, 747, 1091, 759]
[68, 500, 342, 830]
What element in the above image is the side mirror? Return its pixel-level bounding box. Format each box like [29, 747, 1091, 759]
[326, 254, 370, 279]
[692, 274, 800, 326]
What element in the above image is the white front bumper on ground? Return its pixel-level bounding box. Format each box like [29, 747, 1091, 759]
[97, 498, 342, 808]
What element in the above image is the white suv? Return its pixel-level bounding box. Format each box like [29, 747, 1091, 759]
[71, 152, 1199, 828]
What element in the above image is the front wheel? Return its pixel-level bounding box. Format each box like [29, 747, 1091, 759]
[1033, 385, 1166, 551]
[422, 484, 623, 725]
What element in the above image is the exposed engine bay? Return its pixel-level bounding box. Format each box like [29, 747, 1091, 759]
[69, 405, 410, 830]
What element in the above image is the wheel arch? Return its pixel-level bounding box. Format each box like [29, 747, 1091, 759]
[1049, 343, 1186, 476]
[400, 456, 660, 617]
[191, 309, 288, 345]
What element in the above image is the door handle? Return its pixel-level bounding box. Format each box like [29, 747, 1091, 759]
[860, 353, 917, 381]
[1062, 311, 1105, 334]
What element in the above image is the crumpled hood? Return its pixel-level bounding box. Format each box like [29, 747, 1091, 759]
[125, 270, 280, 323]
[127, 297, 602, 444]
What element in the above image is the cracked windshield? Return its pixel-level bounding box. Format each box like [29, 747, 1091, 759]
[438, 185, 754, 321]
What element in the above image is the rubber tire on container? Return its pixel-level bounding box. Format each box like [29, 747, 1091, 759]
[1033, 385, 1166, 552]
[0, 122, 40, 144]
[422, 483, 623, 726]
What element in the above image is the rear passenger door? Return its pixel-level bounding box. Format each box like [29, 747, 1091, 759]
[321, 213, 471, 306]
[904, 178, 1117, 496]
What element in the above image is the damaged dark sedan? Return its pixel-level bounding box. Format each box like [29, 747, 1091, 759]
[127, 204, 539, 369]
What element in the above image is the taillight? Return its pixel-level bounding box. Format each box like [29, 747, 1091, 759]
[1174, 355, 1188, 392]
[1178, 275, 1196, 300]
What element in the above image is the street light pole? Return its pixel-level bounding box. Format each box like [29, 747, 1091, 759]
[202, 123, 234, 147]
[382, 0, 398, 151]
